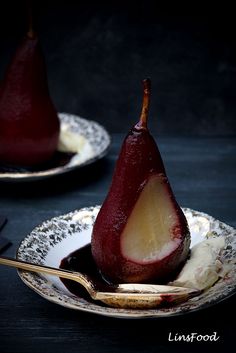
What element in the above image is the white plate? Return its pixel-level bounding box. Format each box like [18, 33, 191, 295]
[0, 113, 111, 182]
[16, 206, 236, 319]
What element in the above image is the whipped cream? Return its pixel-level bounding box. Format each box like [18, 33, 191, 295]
[58, 123, 94, 165]
[170, 236, 226, 290]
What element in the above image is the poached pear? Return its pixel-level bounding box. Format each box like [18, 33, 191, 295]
[91, 79, 190, 284]
[0, 31, 60, 166]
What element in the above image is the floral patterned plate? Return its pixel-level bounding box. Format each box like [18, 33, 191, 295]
[0, 113, 111, 182]
[16, 206, 236, 319]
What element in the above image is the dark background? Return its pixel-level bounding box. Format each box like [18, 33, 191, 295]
[0, 1, 236, 136]
[0, 3, 236, 353]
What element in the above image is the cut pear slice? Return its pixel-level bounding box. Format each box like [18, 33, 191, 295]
[121, 175, 181, 263]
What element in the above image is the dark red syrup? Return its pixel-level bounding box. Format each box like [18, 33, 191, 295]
[60, 244, 117, 302]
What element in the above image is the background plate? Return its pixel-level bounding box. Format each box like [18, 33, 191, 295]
[16, 206, 236, 319]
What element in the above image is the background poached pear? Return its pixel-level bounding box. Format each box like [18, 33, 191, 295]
[91, 79, 190, 283]
[0, 31, 60, 166]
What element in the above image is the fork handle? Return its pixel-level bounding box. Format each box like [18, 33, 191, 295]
[0, 256, 94, 295]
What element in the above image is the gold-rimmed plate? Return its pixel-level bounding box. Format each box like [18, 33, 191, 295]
[16, 206, 236, 319]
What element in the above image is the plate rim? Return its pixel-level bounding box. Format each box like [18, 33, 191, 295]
[0, 113, 111, 182]
[16, 206, 236, 319]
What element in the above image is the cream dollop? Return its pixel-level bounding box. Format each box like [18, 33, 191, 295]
[58, 123, 94, 165]
[170, 236, 226, 290]
[58, 124, 87, 153]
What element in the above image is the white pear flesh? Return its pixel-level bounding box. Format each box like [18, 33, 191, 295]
[121, 175, 181, 263]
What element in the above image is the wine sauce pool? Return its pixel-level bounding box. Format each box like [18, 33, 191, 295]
[60, 244, 117, 303]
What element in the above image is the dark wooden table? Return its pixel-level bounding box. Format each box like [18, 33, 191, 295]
[0, 135, 235, 353]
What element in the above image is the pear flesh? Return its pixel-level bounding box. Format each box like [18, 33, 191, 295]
[121, 175, 182, 263]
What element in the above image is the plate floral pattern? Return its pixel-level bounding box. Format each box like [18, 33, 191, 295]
[17, 207, 236, 319]
[0, 113, 111, 181]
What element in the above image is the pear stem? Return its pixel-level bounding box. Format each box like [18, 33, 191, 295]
[27, 1, 35, 39]
[139, 78, 151, 129]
